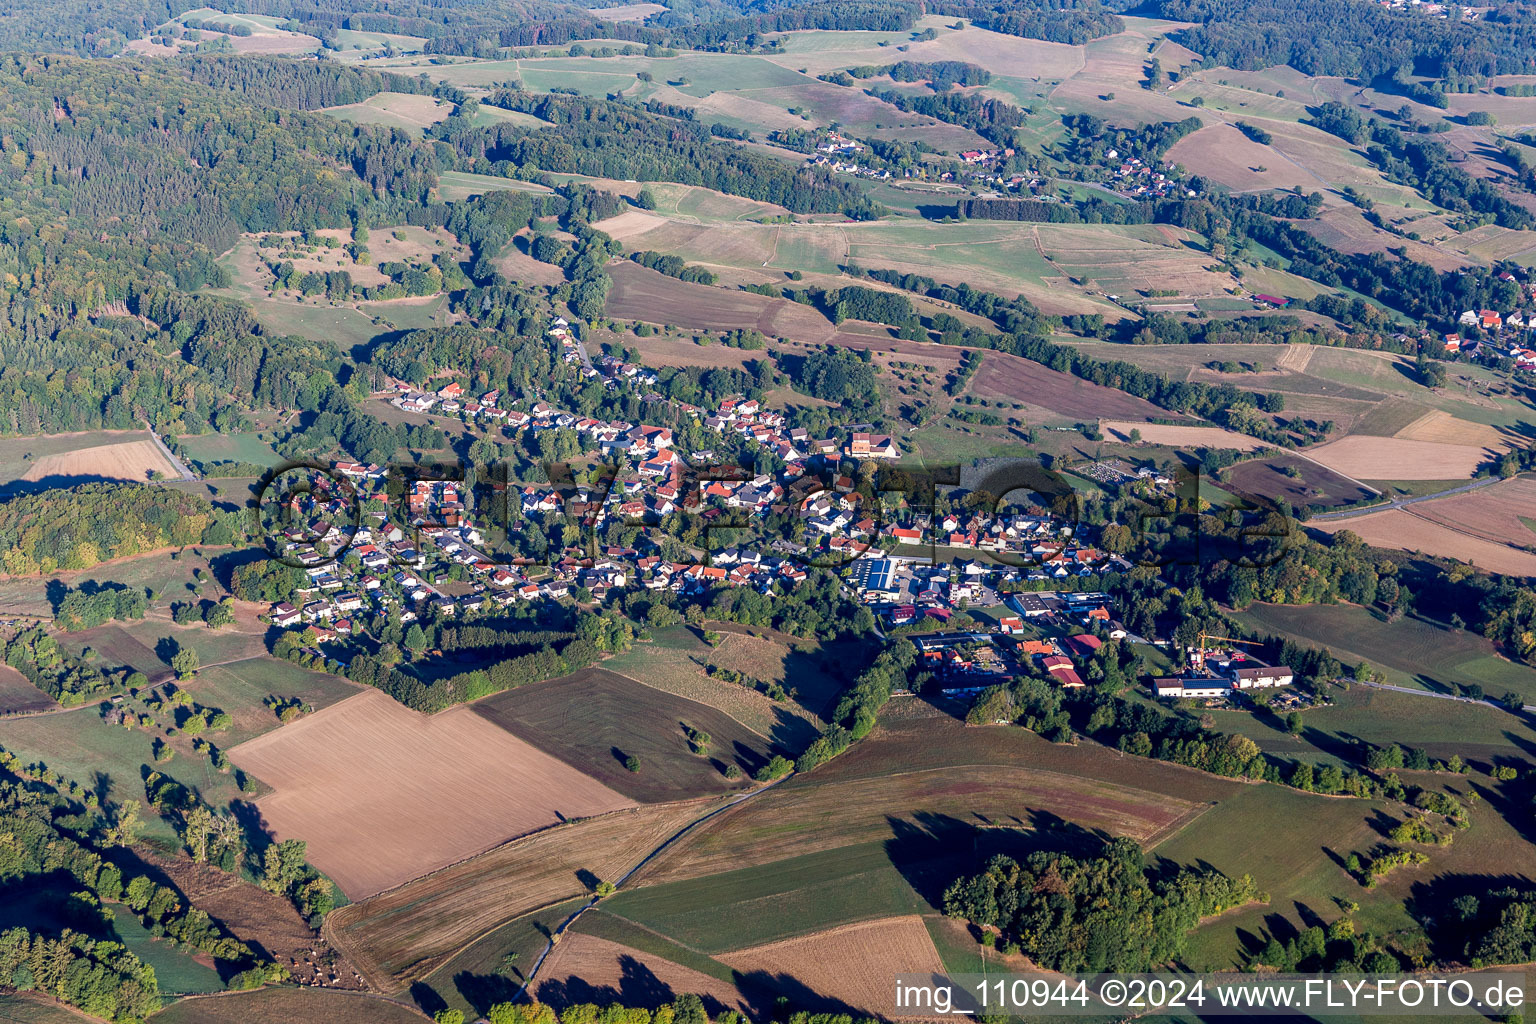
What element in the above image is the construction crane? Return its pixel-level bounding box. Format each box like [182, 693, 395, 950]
[1191, 632, 1263, 674]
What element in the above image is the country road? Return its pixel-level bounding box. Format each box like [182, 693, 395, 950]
[144, 422, 196, 482]
[514, 771, 793, 997]
[1310, 477, 1500, 522]
[1355, 679, 1536, 714]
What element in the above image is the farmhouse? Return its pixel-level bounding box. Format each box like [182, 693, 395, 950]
[846, 433, 899, 459]
[1230, 664, 1295, 689]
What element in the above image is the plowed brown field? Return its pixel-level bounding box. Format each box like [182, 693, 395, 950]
[229, 689, 634, 900]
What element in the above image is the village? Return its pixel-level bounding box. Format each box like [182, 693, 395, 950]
[244, 312, 1318, 718]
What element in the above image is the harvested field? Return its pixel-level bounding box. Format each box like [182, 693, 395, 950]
[322, 92, 454, 132]
[149, 988, 428, 1024]
[229, 689, 635, 899]
[628, 333, 763, 370]
[1275, 343, 1315, 372]
[589, 2, 665, 20]
[636, 761, 1209, 888]
[0, 666, 56, 714]
[1311, 508, 1536, 577]
[1102, 421, 1268, 451]
[635, 709, 1227, 888]
[0, 430, 165, 485]
[494, 238, 568, 287]
[606, 261, 837, 341]
[1165, 123, 1316, 192]
[706, 627, 855, 718]
[767, 23, 1083, 82]
[1223, 455, 1377, 508]
[1302, 207, 1469, 273]
[1405, 475, 1536, 545]
[1037, 222, 1236, 298]
[1047, 26, 1194, 123]
[967, 351, 1169, 422]
[470, 668, 775, 802]
[601, 633, 825, 746]
[719, 916, 944, 1018]
[20, 439, 180, 484]
[1393, 408, 1512, 449]
[536, 933, 749, 1014]
[1302, 435, 1494, 481]
[327, 800, 715, 990]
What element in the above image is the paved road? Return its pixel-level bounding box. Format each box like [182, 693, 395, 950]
[514, 772, 793, 997]
[145, 422, 196, 481]
[1355, 679, 1536, 714]
[1310, 477, 1501, 522]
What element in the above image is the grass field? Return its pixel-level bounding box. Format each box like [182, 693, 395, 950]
[597, 211, 1203, 317]
[436, 170, 554, 201]
[1201, 685, 1536, 770]
[604, 840, 938, 953]
[1061, 341, 1536, 442]
[246, 297, 385, 354]
[0, 665, 57, 714]
[1151, 783, 1407, 969]
[599, 708, 1232, 955]
[470, 667, 775, 801]
[0, 548, 217, 619]
[175, 432, 280, 467]
[150, 989, 430, 1024]
[322, 92, 456, 134]
[1231, 602, 1536, 703]
[414, 899, 585, 1018]
[601, 625, 827, 744]
[327, 800, 716, 990]
[0, 994, 101, 1023]
[0, 704, 249, 845]
[1, 870, 226, 998]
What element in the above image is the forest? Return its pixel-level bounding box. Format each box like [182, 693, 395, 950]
[0, 484, 236, 575]
[461, 91, 884, 217]
[1155, 0, 1536, 78]
[942, 839, 1262, 971]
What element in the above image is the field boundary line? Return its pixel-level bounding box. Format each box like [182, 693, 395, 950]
[516, 773, 795, 997]
[325, 797, 722, 990]
[1143, 800, 1219, 850]
[1400, 503, 1512, 545]
[162, 986, 432, 1020]
[1281, 448, 1381, 496]
[581, 907, 722, 958]
[600, 666, 791, 741]
[1310, 475, 1499, 521]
